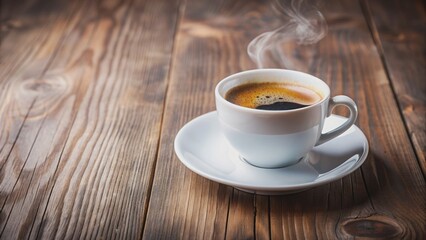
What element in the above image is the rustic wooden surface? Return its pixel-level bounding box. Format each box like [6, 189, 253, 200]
[1, 0, 425, 239]
[361, 0, 426, 170]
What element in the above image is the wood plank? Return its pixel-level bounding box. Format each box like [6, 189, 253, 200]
[1, 1, 95, 238]
[361, 0, 426, 173]
[255, 195, 270, 240]
[145, 0, 425, 239]
[143, 0, 272, 238]
[0, 0, 179, 239]
[226, 190, 255, 239]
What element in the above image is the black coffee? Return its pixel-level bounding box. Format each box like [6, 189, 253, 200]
[256, 101, 308, 110]
[225, 82, 322, 111]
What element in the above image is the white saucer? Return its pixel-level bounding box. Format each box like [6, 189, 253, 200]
[174, 111, 369, 195]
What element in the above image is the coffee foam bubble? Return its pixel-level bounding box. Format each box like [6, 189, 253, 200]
[225, 82, 322, 109]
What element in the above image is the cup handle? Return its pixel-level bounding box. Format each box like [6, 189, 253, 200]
[316, 95, 358, 146]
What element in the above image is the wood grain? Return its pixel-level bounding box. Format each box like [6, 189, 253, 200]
[144, 0, 425, 239]
[143, 0, 268, 238]
[0, 0, 179, 239]
[361, 0, 426, 173]
[1, 0, 425, 239]
[268, 0, 425, 238]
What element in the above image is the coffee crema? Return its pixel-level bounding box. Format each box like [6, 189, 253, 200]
[225, 82, 322, 110]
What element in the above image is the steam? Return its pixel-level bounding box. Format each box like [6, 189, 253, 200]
[247, 0, 328, 69]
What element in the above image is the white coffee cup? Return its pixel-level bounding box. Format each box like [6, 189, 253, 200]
[215, 69, 358, 168]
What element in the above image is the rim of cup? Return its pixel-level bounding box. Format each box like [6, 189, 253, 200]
[215, 68, 331, 114]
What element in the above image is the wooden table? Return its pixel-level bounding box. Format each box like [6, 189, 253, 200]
[1, 0, 425, 239]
